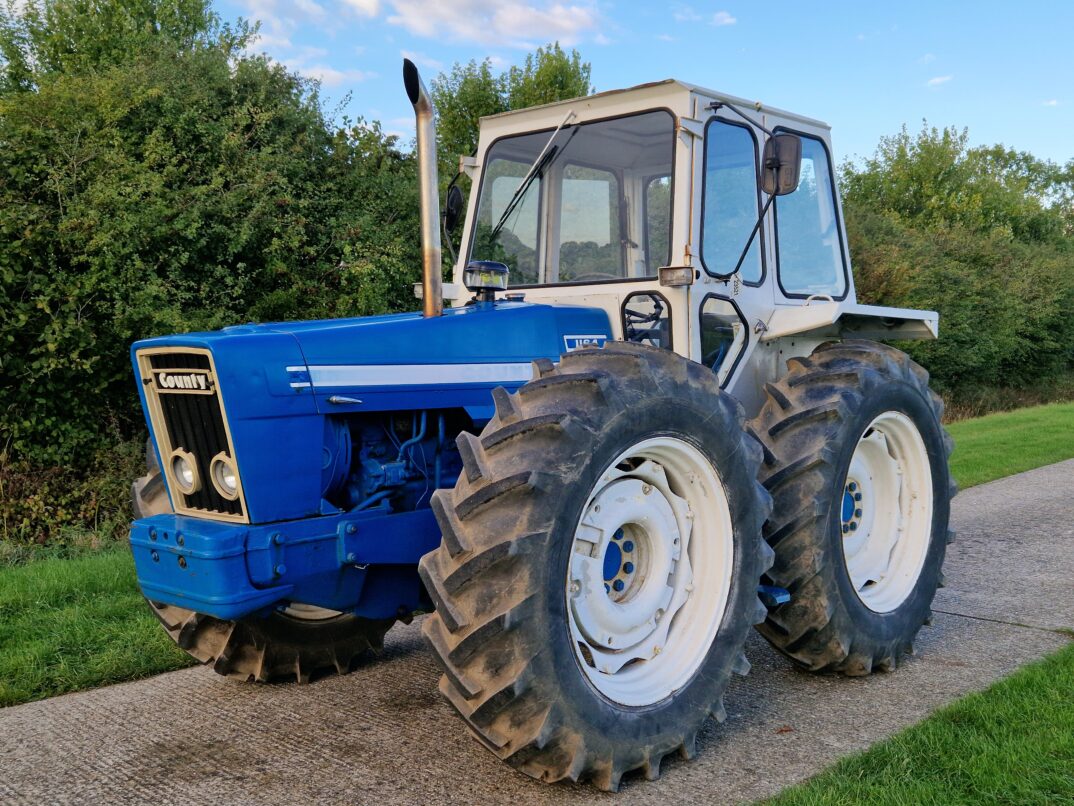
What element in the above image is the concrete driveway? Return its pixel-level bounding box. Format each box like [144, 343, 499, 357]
[1, 460, 1071, 805]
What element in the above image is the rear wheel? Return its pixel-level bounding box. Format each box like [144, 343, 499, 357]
[418, 343, 772, 790]
[132, 439, 394, 683]
[748, 340, 954, 675]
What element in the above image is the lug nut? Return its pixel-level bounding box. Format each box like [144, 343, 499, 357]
[855, 508, 863, 518]
[848, 482, 858, 492]
[854, 492, 862, 502]
[623, 562, 634, 574]
[613, 580, 625, 592]
[842, 523, 850, 534]
[849, 523, 858, 532]
[622, 541, 634, 553]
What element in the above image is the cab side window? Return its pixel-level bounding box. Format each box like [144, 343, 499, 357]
[701, 120, 763, 283]
[774, 135, 847, 298]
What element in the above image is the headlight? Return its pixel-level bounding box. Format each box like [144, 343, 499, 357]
[210, 452, 239, 500]
[169, 449, 200, 495]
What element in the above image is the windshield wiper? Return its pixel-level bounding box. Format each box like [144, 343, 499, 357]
[490, 109, 577, 240]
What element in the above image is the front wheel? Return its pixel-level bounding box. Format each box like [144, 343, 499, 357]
[131, 440, 394, 682]
[748, 340, 955, 675]
[418, 343, 772, 790]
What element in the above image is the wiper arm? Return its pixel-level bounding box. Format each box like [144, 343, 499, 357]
[490, 109, 576, 240]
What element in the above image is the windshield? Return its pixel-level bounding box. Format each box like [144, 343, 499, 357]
[469, 110, 675, 286]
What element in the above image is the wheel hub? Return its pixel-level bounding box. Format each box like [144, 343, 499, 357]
[569, 473, 685, 659]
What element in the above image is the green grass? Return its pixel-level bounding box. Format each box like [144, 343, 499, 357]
[946, 402, 1074, 488]
[768, 643, 1074, 805]
[0, 548, 193, 707]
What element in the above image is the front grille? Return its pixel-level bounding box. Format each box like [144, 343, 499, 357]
[138, 348, 247, 522]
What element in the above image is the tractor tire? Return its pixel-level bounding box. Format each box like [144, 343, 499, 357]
[418, 342, 773, 790]
[131, 439, 394, 683]
[748, 340, 955, 675]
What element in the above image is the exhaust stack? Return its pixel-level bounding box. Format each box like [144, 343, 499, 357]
[403, 59, 443, 318]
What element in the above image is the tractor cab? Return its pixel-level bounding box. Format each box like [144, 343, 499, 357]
[445, 80, 938, 414]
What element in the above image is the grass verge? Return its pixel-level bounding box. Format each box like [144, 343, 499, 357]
[767, 642, 1074, 805]
[946, 402, 1074, 488]
[0, 548, 194, 707]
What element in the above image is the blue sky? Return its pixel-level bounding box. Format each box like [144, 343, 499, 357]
[219, 0, 1074, 165]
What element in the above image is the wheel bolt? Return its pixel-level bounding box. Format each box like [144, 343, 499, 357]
[613, 529, 623, 541]
[849, 522, 858, 531]
[623, 541, 634, 553]
[623, 562, 634, 574]
[613, 580, 625, 592]
[842, 523, 850, 534]
[848, 482, 858, 492]
[854, 492, 862, 501]
[855, 508, 863, 518]
[604, 583, 610, 593]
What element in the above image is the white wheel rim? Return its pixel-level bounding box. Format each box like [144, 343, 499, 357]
[565, 436, 734, 707]
[281, 603, 343, 621]
[840, 411, 933, 613]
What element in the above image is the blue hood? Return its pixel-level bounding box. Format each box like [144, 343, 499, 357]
[131, 302, 611, 522]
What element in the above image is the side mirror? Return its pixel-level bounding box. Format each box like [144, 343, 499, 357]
[761, 134, 802, 196]
[444, 184, 464, 234]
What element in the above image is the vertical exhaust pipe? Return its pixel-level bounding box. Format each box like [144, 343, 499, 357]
[403, 59, 443, 317]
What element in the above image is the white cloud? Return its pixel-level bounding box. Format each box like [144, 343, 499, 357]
[918, 53, 936, 64]
[294, 0, 327, 18]
[289, 62, 376, 86]
[401, 49, 444, 70]
[250, 30, 293, 50]
[926, 75, 952, 87]
[1043, 99, 1059, 107]
[342, 0, 380, 15]
[673, 5, 702, 22]
[711, 10, 736, 26]
[594, 32, 611, 45]
[384, 1, 601, 47]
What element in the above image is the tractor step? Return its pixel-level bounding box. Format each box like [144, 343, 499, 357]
[758, 584, 791, 608]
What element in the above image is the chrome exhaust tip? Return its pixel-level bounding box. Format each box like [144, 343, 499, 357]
[404, 59, 443, 318]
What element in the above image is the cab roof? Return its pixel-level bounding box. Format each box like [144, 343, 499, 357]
[480, 78, 831, 132]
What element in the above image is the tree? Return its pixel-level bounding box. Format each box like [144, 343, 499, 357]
[503, 42, 592, 110]
[840, 122, 1074, 392]
[0, 0, 419, 466]
[431, 42, 593, 179]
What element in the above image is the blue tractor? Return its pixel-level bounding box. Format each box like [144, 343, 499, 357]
[129, 61, 953, 790]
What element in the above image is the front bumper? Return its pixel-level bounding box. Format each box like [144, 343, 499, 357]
[130, 507, 440, 621]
